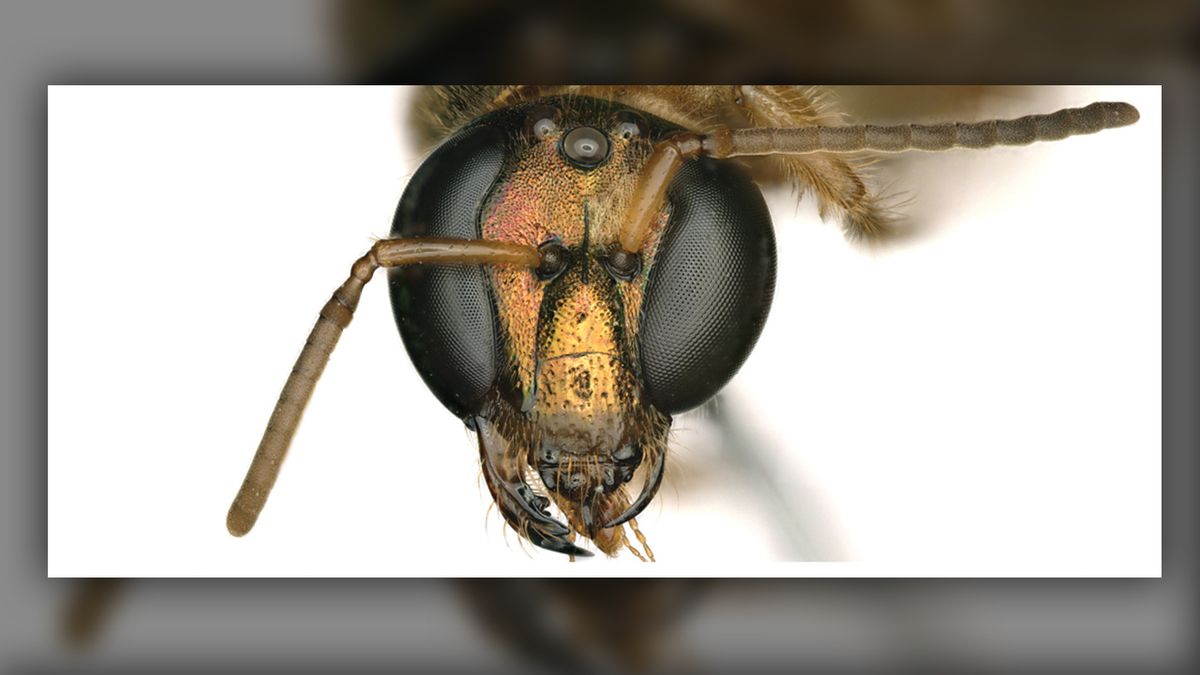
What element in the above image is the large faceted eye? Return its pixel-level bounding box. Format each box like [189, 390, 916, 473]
[638, 157, 777, 414]
[388, 123, 507, 419]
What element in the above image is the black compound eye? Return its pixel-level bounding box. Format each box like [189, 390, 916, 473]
[614, 110, 647, 140]
[525, 106, 561, 141]
[560, 126, 610, 169]
[638, 158, 777, 415]
[535, 240, 571, 280]
[603, 246, 641, 281]
[387, 123, 508, 420]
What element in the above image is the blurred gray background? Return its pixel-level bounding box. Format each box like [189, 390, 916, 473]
[4, 0, 1196, 672]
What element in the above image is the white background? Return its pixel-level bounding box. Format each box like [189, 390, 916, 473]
[47, 86, 1160, 576]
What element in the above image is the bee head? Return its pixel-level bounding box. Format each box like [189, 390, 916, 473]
[391, 95, 775, 555]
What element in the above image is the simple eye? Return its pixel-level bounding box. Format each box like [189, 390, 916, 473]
[614, 110, 647, 140]
[533, 118, 557, 139]
[561, 126, 610, 168]
[535, 240, 570, 280]
[525, 106, 561, 140]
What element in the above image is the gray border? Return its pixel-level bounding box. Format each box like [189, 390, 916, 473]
[3, 1, 1194, 672]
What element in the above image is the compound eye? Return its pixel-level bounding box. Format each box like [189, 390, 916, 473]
[560, 126, 610, 168]
[388, 123, 507, 420]
[638, 159, 777, 415]
[535, 240, 571, 280]
[525, 106, 561, 141]
[614, 110, 647, 140]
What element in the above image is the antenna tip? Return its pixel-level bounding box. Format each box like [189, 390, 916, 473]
[226, 503, 256, 537]
[1102, 101, 1140, 127]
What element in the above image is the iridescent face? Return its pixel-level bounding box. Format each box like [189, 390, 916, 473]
[389, 96, 776, 555]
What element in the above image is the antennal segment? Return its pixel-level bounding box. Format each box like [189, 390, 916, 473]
[703, 101, 1140, 157]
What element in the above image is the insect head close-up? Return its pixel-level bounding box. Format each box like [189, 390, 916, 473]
[223, 86, 1143, 562]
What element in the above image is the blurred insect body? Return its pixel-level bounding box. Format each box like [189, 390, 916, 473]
[226, 86, 1138, 559]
